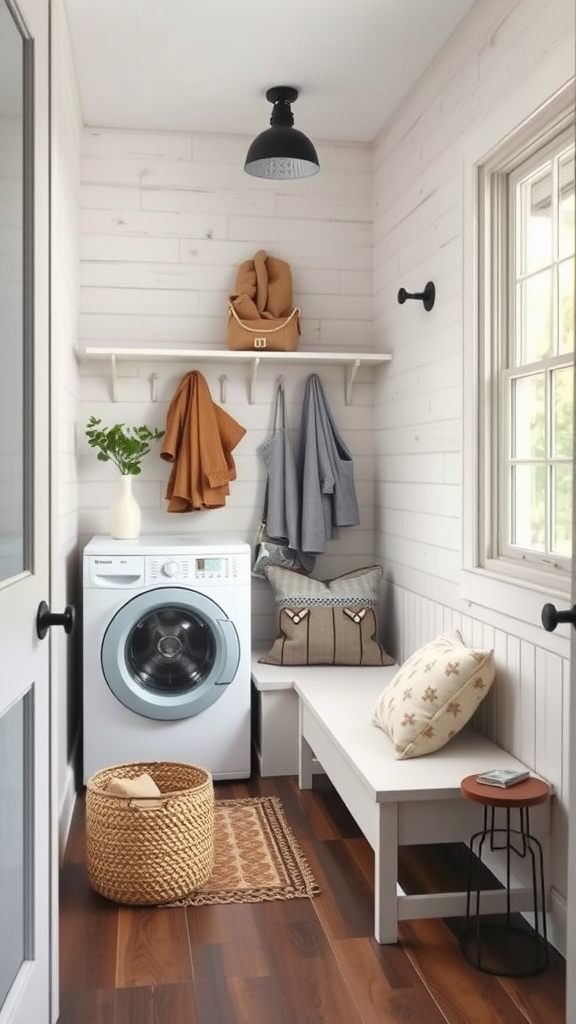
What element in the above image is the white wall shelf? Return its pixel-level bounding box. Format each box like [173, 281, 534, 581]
[82, 347, 392, 405]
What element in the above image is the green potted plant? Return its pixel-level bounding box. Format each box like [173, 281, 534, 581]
[85, 416, 165, 538]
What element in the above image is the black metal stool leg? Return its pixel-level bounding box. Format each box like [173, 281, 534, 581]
[522, 807, 549, 971]
[460, 803, 549, 975]
[463, 809, 491, 971]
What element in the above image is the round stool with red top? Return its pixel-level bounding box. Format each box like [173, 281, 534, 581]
[459, 773, 550, 976]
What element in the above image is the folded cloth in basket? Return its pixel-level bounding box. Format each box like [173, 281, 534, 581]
[106, 772, 163, 806]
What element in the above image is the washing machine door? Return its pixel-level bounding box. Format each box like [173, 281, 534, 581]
[101, 587, 240, 720]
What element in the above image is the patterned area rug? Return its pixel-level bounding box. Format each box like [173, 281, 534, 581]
[172, 796, 320, 906]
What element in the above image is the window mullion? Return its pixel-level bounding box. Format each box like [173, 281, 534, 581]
[552, 154, 560, 361]
[499, 167, 515, 559]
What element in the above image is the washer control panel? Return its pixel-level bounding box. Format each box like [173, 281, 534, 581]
[147, 556, 238, 583]
[162, 560, 180, 577]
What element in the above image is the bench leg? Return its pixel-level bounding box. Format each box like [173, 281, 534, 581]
[298, 703, 314, 789]
[374, 802, 399, 944]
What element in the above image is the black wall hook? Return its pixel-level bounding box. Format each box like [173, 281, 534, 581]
[397, 281, 436, 312]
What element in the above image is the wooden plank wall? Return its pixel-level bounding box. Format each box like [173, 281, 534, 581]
[73, 0, 574, 955]
[372, 0, 574, 954]
[76, 128, 380, 642]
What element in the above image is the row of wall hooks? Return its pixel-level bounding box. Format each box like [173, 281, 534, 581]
[138, 368, 228, 405]
[87, 348, 391, 406]
[111, 365, 227, 405]
[397, 280, 436, 312]
[138, 363, 361, 406]
[213, 359, 363, 405]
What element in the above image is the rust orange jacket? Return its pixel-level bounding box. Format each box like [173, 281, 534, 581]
[160, 371, 246, 512]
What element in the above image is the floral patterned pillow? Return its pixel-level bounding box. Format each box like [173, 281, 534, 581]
[372, 630, 495, 760]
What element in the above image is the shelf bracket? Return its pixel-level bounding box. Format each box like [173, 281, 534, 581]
[249, 357, 261, 404]
[219, 374, 227, 404]
[110, 354, 118, 402]
[345, 359, 361, 405]
[150, 372, 158, 402]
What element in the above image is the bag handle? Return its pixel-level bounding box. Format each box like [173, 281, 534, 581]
[273, 380, 286, 431]
[228, 304, 301, 333]
[258, 382, 285, 529]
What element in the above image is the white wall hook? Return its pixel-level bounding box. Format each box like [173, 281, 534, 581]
[110, 354, 117, 402]
[249, 358, 261, 404]
[345, 359, 360, 405]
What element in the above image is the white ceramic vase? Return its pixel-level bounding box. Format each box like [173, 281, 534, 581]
[108, 474, 142, 539]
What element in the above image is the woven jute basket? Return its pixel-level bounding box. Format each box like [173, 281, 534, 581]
[86, 761, 214, 905]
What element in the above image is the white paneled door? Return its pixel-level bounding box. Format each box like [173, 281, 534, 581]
[0, 0, 51, 1022]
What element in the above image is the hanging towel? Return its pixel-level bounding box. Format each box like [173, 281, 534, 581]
[257, 381, 313, 572]
[298, 374, 360, 558]
[160, 371, 246, 512]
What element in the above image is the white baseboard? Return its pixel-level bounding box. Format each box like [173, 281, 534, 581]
[547, 886, 567, 958]
[58, 761, 78, 865]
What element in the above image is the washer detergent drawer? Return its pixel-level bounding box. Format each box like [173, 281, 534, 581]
[87, 555, 145, 587]
[101, 587, 240, 720]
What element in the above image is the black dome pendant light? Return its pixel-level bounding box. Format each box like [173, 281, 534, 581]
[244, 86, 320, 180]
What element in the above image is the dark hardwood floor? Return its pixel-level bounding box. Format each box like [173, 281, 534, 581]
[59, 773, 566, 1024]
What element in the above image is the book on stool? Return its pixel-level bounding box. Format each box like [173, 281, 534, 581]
[476, 768, 530, 788]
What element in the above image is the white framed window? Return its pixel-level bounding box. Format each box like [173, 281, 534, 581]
[464, 95, 574, 619]
[499, 129, 574, 575]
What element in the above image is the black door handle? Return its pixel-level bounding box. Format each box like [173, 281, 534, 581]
[541, 602, 576, 632]
[36, 601, 75, 640]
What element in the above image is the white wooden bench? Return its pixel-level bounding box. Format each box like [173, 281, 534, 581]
[251, 652, 382, 776]
[295, 669, 551, 943]
[250, 653, 552, 944]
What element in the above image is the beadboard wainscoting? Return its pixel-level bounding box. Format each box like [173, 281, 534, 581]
[384, 583, 570, 954]
[385, 586, 569, 801]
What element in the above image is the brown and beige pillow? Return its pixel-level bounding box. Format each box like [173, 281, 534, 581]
[372, 630, 495, 760]
[259, 565, 394, 667]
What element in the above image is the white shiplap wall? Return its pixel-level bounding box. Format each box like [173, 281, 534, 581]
[373, 0, 574, 953]
[77, 131, 379, 644]
[73, 0, 574, 955]
[79, 132, 374, 350]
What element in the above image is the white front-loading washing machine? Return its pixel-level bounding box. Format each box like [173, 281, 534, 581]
[82, 535, 251, 781]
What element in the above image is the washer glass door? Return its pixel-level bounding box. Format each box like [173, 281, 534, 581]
[128, 605, 215, 695]
[101, 587, 240, 720]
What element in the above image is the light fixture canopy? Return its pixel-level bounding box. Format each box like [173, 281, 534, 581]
[244, 86, 320, 180]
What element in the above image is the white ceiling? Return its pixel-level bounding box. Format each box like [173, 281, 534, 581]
[63, 0, 477, 144]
